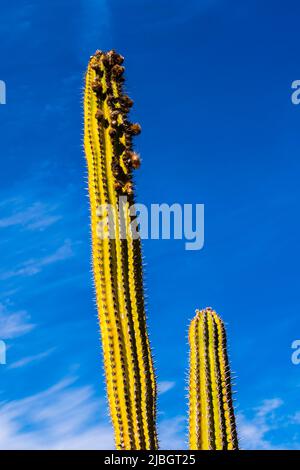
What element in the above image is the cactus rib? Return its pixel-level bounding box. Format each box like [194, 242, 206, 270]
[84, 50, 158, 450]
[188, 308, 238, 450]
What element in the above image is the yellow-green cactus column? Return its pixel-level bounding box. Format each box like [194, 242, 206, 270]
[84, 50, 158, 450]
[189, 308, 238, 450]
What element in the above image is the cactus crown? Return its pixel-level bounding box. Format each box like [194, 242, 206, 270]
[87, 49, 141, 198]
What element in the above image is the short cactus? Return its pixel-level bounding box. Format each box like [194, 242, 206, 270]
[188, 308, 238, 450]
[84, 50, 158, 450]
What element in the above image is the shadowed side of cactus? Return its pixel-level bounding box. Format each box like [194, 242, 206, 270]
[84, 50, 157, 450]
[188, 308, 238, 450]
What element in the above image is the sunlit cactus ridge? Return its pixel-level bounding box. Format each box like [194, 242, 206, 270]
[189, 308, 239, 450]
[84, 49, 157, 450]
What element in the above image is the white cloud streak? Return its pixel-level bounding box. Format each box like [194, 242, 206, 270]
[7, 348, 56, 370]
[0, 377, 114, 450]
[0, 202, 61, 231]
[158, 415, 186, 450]
[238, 398, 284, 450]
[158, 381, 176, 395]
[0, 239, 74, 280]
[0, 304, 35, 339]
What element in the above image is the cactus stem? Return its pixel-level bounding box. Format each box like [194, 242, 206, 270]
[188, 308, 238, 450]
[84, 50, 158, 450]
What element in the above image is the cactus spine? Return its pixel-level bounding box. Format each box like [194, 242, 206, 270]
[189, 308, 238, 450]
[84, 50, 158, 450]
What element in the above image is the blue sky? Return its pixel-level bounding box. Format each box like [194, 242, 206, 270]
[0, 0, 300, 449]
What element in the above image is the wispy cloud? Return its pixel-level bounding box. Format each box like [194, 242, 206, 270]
[0, 239, 74, 280]
[238, 398, 284, 450]
[255, 398, 284, 418]
[0, 201, 61, 231]
[0, 377, 114, 450]
[158, 381, 176, 395]
[8, 348, 56, 370]
[0, 304, 35, 339]
[159, 415, 186, 450]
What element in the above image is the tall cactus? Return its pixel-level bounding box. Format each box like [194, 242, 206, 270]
[188, 308, 238, 450]
[83, 50, 158, 450]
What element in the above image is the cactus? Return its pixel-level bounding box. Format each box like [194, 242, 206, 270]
[188, 308, 238, 450]
[83, 50, 239, 451]
[83, 50, 158, 450]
